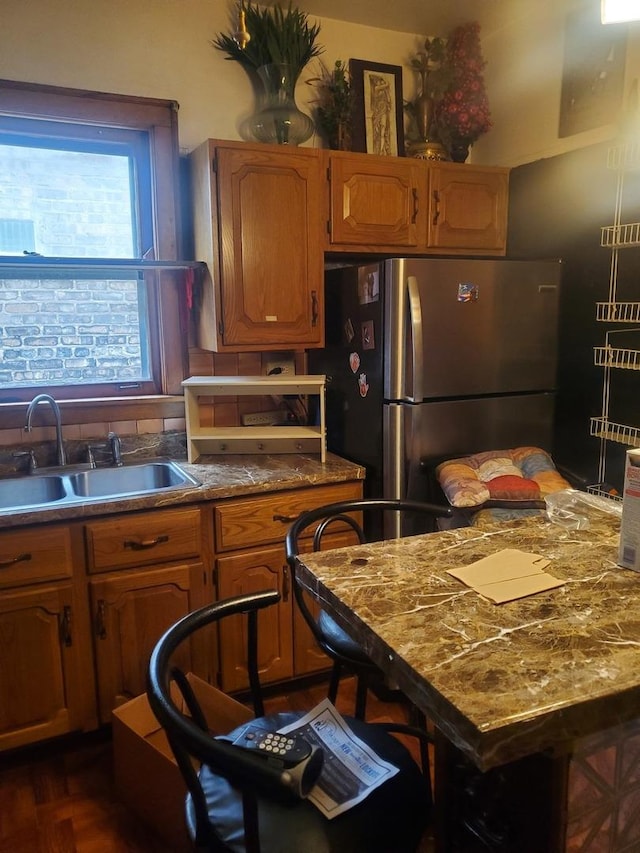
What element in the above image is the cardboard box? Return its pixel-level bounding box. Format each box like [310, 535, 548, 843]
[112, 673, 252, 852]
[618, 448, 640, 571]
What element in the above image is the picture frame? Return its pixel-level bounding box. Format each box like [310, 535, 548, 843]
[558, 5, 627, 138]
[349, 59, 404, 156]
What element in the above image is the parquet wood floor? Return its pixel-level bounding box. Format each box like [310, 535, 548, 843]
[0, 679, 428, 853]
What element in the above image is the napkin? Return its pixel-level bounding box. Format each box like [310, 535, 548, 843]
[447, 548, 564, 604]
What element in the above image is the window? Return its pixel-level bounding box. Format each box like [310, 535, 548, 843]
[0, 80, 186, 403]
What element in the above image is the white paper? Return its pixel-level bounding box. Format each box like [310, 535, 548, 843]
[278, 698, 399, 819]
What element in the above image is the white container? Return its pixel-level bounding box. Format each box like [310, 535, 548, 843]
[618, 448, 640, 571]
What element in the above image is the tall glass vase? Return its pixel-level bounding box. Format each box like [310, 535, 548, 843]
[249, 63, 314, 146]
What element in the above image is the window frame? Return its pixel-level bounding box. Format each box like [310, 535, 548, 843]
[0, 78, 187, 409]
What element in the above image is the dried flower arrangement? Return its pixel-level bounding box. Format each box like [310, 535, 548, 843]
[436, 22, 492, 159]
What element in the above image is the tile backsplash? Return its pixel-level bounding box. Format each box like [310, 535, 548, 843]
[0, 348, 307, 475]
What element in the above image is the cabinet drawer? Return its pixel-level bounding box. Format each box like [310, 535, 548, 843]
[85, 507, 202, 572]
[0, 525, 73, 588]
[214, 481, 362, 552]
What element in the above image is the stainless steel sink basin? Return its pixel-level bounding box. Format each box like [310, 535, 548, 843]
[0, 459, 200, 514]
[0, 474, 67, 510]
[67, 460, 200, 498]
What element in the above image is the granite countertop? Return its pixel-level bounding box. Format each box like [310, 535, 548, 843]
[294, 497, 634, 771]
[0, 452, 364, 530]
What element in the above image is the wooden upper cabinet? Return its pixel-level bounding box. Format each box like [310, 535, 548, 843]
[191, 139, 324, 351]
[427, 162, 509, 253]
[326, 150, 426, 250]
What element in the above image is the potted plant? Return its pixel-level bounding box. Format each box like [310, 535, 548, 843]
[436, 22, 492, 162]
[308, 59, 352, 150]
[212, 2, 323, 145]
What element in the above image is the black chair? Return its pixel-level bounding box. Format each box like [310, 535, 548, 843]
[284, 498, 453, 720]
[147, 589, 433, 853]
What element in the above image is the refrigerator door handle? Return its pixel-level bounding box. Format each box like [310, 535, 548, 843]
[406, 275, 425, 401]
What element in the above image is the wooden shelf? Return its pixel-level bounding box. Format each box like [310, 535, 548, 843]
[182, 375, 326, 462]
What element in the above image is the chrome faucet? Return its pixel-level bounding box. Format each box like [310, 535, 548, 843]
[25, 393, 67, 467]
[108, 431, 123, 467]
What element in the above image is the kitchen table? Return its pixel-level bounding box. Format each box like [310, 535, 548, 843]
[291, 498, 640, 852]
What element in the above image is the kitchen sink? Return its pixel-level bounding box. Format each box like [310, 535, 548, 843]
[0, 474, 67, 510]
[67, 460, 200, 498]
[0, 459, 201, 514]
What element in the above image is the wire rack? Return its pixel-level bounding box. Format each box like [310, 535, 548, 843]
[593, 144, 640, 488]
[596, 302, 640, 322]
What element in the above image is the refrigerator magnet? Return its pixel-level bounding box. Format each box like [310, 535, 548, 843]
[344, 317, 355, 344]
[358, 373, 369, 397]
[457, 283, 479, 302]
[349, 352, 360, 373]
[361, 320, 375, 350]
[358, 270, 380, 305]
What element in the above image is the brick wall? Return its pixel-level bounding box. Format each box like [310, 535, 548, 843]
[0, 144, 143, 387]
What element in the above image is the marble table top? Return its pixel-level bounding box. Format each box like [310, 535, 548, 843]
[293, 497, 637, 771]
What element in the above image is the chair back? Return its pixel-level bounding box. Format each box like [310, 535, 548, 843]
[147, 589, 307, 849]
[284, 498, 452, 650]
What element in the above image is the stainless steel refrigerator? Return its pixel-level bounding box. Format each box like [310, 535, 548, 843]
[308, 257, 562, 537]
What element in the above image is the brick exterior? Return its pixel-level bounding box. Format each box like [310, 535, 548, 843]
[0, 143, 145, 387]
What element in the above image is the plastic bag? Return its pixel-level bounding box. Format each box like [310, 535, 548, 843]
[544, 488, 622, 530]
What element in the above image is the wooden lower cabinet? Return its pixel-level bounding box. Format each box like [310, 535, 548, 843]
[213, 480, 363, 691]
[0, 583, 96, 751]
[217, 546, 293, 691]
[89, 563, 205, 722]
[0, 522, 96, 751]
[0, 478, 362, 751]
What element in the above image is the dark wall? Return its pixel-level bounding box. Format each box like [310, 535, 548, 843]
[508, 141, 637, 490]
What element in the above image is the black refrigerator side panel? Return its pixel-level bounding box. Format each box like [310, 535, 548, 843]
[308, 264, 385, 499]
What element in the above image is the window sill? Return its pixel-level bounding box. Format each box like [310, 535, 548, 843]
[0, 395, 186, 430]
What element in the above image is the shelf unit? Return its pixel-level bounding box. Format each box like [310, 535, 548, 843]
[589, 141, 640, 499]
[182, 375, 326, 462]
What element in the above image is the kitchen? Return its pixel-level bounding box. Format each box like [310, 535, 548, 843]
[0, 0, 638, 482]
[1, 0, 639, 850]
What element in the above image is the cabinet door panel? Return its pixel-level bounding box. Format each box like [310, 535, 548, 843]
[0, 525, 73, 588]
[216, 145, 323, 347]
[90, 564, 196, 721]
[215, 481, 363, 552]
[428, 164, 508, 252]
[329, 152, 424, 248]
[85, 507, 201, 573]
[0, 585, 92, 750]
[217, 547, 293, 691]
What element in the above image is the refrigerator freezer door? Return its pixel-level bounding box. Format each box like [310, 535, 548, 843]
[383, 393, 557, 535]
[384, 257, 561, 402]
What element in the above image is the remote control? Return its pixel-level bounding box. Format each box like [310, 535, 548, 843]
[231, 725, 313, 767]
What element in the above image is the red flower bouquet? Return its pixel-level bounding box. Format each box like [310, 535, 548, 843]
[437, 22, 492, 159]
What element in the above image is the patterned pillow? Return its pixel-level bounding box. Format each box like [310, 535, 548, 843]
[436, 447, 571, 508]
